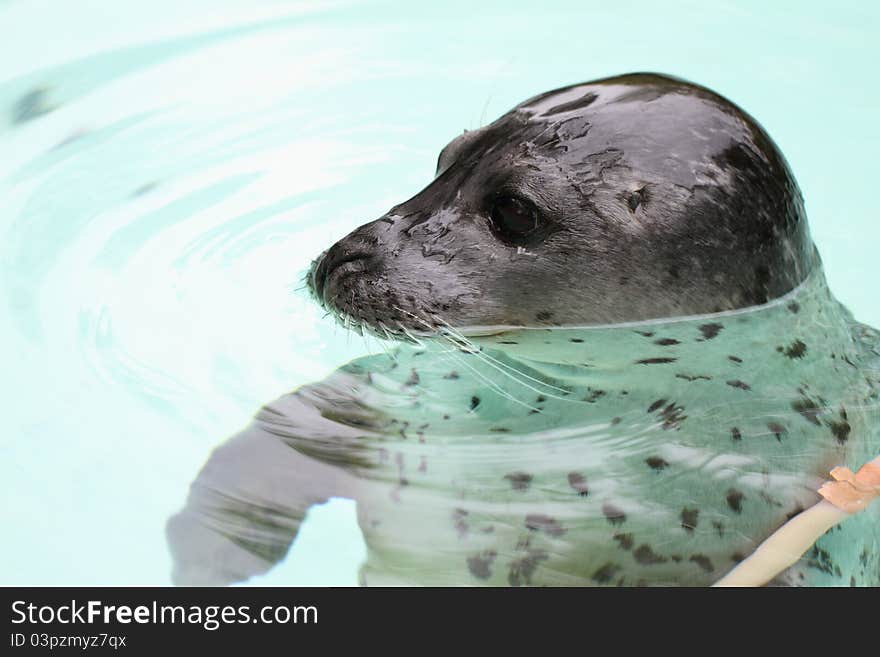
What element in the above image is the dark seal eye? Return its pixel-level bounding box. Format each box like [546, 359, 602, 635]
[489, 196, 541, 244]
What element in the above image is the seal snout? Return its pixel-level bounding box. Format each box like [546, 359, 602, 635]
[309, 240, 376, 306]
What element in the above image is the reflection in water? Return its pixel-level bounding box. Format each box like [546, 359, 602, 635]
[167, 268, 880, 586]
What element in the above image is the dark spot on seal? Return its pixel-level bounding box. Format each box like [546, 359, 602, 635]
[626, 187, 646, 213]
[442, 414, 450, 420]
[680, 508, 699, 532]
[469, 396, 480, 411]
[569, 338, 584, 343]
[635, 330, 654, 337]
[647, 399, 667, 413]
[466, 550, 497, 579]
[504, 472, 533, 491]
[787, 301, 800, 314]
[602, 503, 627, 525]
[792, 397, 823, 425]
[690, 554, 715, 573]
[726, 380, 751, 391]
[646, 456, 669, 471]
[443, 371, 459, 380]
[712, 521, 725, 537]
[507, 549, 548, 587]
[584, 388, 606, 403]
[731, 427, 742, 441]
[535, 311, 554, 322]
[731, 552, 745, 563]
[726, 489, 744, 513]
[828, 418, 851, 444]
[404, 369, 420, 386]
[698, 323, 723, 340]
[654, 338, 680, 346]
[489, 426, 510, 432]
[782, 340, 807, 359]
[611, 416, 621, 425]
[676, 373, 712, 382]
[659, 402, 687, 430]
[805, 546, 835, 575]
[592, 562, 621, 584]
[567, 472, 589, 496]
[636, 357, 677, 365]
[524, 514, 565, 537]
[728, 355, 743, 363]
[613, 533, 634, 550]
[767, 422, 787, 441]
[535, 395, 547, 403]
[497, 340, 518, 344]
[633, 545, 667, 565]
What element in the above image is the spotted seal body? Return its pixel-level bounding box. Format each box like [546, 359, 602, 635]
[167, 74, 880, 586]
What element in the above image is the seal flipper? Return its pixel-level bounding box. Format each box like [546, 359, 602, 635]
[166, 385, 364, 586]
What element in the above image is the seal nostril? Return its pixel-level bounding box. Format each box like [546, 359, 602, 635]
[311, 242, 374, 303]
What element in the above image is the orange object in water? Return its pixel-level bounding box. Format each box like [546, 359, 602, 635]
[818, 461, 880, 514]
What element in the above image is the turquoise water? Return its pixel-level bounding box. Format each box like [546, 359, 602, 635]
[1, 0, 878, 585]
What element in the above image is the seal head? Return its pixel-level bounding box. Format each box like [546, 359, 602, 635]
[308, 73, 817, 335]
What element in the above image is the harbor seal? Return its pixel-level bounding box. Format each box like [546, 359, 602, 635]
[166, 73, 880, 586]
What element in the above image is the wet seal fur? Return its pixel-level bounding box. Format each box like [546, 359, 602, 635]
[167, 74, 880, 586]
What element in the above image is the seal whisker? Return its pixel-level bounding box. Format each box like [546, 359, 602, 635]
[392, 305, 582, 403]
[432, 318, 576, 397]
[433, 340, 542, 412]
[390, 305, 542, 411]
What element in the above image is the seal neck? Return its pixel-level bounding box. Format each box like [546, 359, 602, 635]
[459, 265, 839, 368]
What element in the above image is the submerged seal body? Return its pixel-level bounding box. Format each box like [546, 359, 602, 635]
[167, 74, 880, 586]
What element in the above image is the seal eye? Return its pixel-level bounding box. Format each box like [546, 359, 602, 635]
[490, 196, 540, 243]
